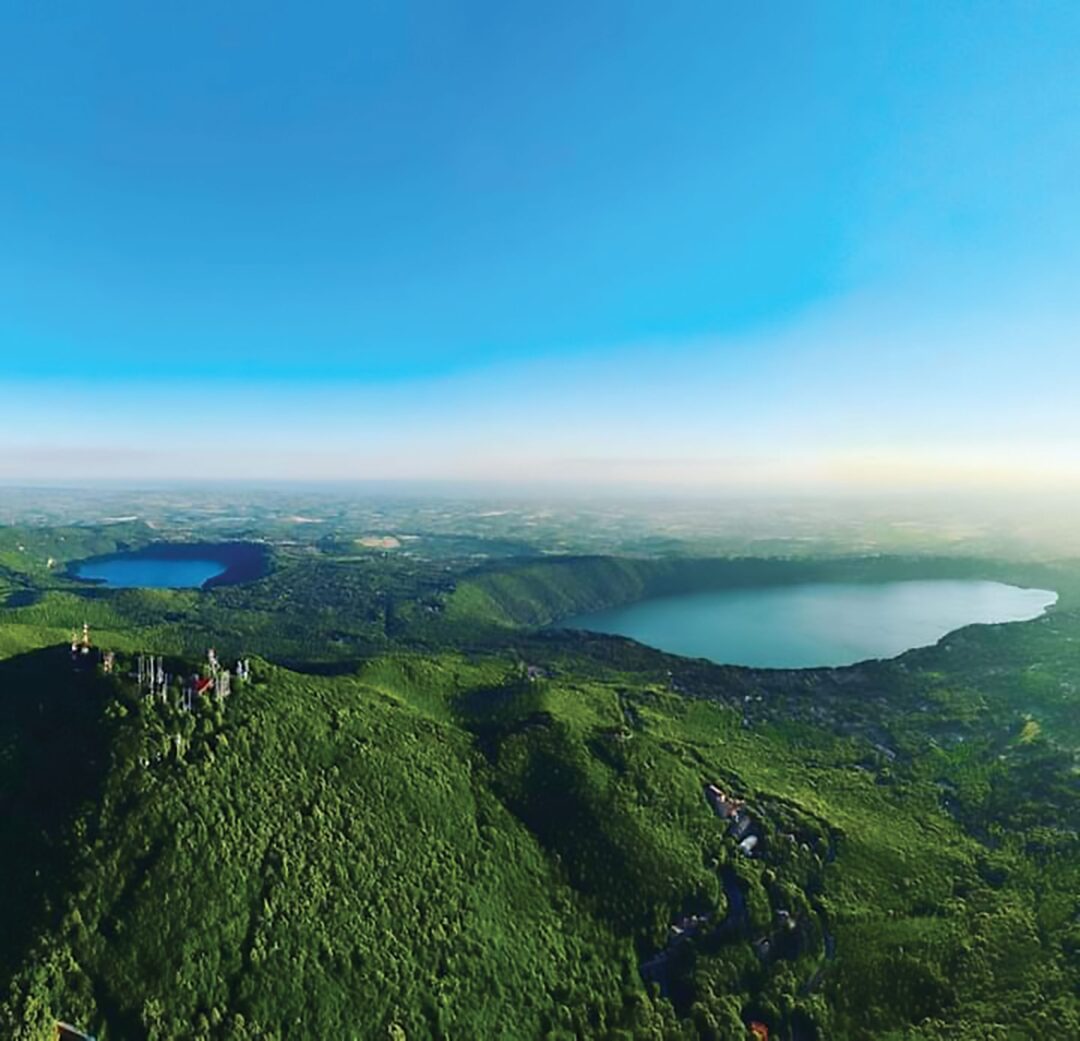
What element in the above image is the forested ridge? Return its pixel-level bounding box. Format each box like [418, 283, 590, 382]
[0, 530, 1077, 1039]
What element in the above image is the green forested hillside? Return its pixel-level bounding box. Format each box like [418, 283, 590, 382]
[3, 643, 1078, 1040]
[440, 554, 1075, 632]
[0, 539, 1077, 1040]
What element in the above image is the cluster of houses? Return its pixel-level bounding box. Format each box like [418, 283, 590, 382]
[669, 912, 709, 941]
[644, 780, 816, 1041]
[640, 781, 811, 1041]
[704, 783, 763, 857]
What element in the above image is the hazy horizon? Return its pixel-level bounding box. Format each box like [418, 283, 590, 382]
[3, 3, 1078, 489]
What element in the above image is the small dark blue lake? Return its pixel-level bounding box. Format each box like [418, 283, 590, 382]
[71, 542, 267, 590]
[561, 580, 1057, 668]
[74, 557, 227, 589]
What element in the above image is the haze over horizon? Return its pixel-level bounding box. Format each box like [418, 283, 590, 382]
[2, 2, 1078, 489]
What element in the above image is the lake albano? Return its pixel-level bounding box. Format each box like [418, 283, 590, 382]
[560, 579, 1057, 668]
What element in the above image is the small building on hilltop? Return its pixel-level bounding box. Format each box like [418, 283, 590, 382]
[729, 812, 755, 841]
[738, 834, 759, 856]
[705, 783, 742, 819]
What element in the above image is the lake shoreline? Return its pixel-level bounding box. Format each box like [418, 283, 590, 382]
[558, 579, 1057, 669]
[69, 541, 270, 590]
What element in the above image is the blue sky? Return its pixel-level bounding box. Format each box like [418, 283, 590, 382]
[2, 2, 1078, 486]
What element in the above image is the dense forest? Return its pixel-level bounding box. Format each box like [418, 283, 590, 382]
[0, 524, 1077, 1039]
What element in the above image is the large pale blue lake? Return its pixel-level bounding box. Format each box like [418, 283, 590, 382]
[74, 557, 227, 589]
[561, 580, 1057, 668]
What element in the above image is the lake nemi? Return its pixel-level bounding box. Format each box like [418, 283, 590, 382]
[74, 557, 228, 589]
[560, 580, 1057, 668]
[71, 541, 267, 590]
